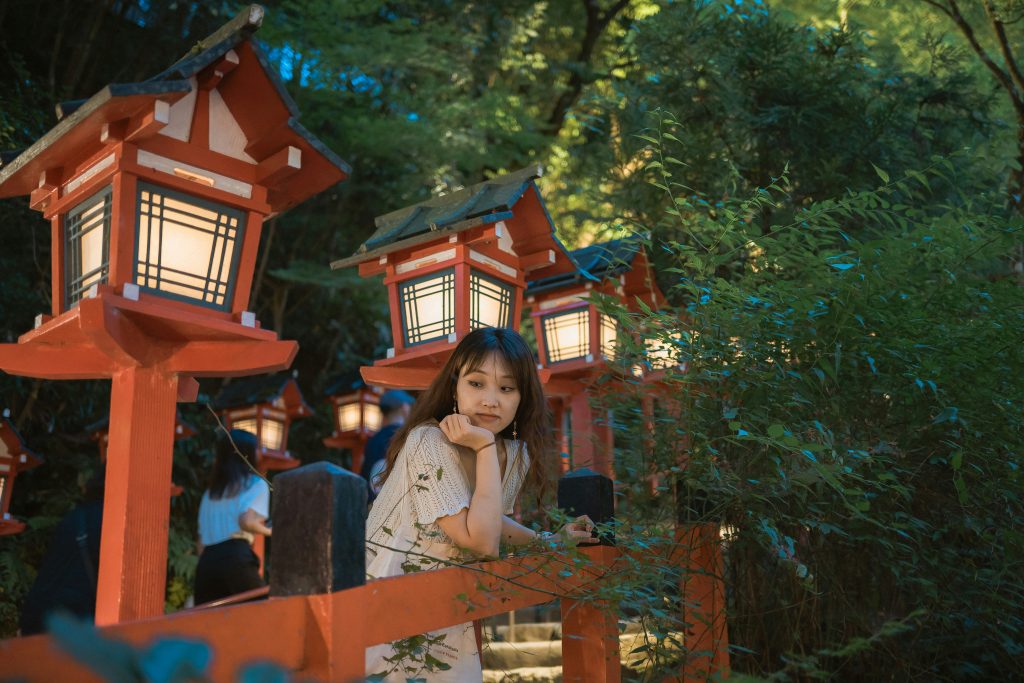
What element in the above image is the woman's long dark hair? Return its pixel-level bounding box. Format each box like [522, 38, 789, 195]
[379, 327, 554, 502]
[208, 429, 259, 500]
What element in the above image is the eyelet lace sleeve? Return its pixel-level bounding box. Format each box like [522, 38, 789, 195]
[405, 425, 472, 527]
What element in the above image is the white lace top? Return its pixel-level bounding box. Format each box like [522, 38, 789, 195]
[364, 423, 529, 682]
[365, 423, 529, 574]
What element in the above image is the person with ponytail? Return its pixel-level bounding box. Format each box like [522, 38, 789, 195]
[365, 327, 594, 681]
[193, 429, 272, 605]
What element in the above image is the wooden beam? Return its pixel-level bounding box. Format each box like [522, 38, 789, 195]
[519, 248, 556, 272]
[162, 339, 298, 376]
[198, 50, 240, 91]
[124, 101, 170, 142]
[100, 119, 128, 144]
[256, 146, 301, 185]
[360, 364, 440, 390]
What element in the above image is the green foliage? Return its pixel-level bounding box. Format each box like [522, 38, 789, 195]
[591, 111, 1024, 679]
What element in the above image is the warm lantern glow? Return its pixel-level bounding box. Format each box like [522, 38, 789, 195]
[337, 403, 362, 432]
[600, 314, 618, 358]
[65, 187, 112, 306]
[364, 403, 383, 432]
[134, 183, 243, 309]
[233, 416, 285, 452]
[646, 332, 683, 370]
[260, 417, 284, 451]
[542, 307, 589, 364]
[399, 269, 456, 345]
[470, 272, 513, 329]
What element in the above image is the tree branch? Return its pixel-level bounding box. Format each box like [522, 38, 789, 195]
[983, 0, 1024, 93]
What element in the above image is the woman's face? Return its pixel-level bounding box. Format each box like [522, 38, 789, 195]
[455, 352, 521, 436]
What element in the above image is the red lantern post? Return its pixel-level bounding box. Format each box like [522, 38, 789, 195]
[331, 165, 576, 390]
[0, 6, 348, 624]
[0, 416, 43, 536]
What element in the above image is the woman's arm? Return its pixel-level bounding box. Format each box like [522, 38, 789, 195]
[434, 415, 503, 556]
[239, 508, 272, 537]
[501, 515, 597, 548]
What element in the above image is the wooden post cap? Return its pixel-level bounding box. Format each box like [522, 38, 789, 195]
[557, 467, 614, 545]
[269, 461, 367, 597]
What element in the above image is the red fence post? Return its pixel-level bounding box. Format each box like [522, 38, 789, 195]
[558, 468, 620, 682]
[678, 522, 730, 683]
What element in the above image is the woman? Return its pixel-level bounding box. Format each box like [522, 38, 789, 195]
[194, 428, 272, 606]
[365, 327, 594, 681]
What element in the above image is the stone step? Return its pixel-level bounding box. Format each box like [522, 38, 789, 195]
[483, 629, 673, 670]
[483, 665, 563, 683]
[487, 619, 649, 643]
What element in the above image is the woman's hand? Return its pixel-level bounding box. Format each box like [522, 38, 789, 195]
[546, 515, 598, 546]
[439, 413, 495, 452]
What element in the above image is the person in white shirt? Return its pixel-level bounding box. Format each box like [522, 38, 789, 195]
[194, 429, 271, 605]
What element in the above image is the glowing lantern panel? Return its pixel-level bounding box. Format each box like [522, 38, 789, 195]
[543, 308, 589, 364]
[399, 269, 456, 346]
[470, 272, 514, 330]
[65, 187, 112, 307]
[135, 183, 243, 309]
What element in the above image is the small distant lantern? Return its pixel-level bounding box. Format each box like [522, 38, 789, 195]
[322, 372, 384, 472]
[214, 372, 312, 472]
[0, 416, 43, 536]
[331, 165, 576, 389]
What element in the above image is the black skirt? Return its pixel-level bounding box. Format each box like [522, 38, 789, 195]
[193, 538, 264, 606]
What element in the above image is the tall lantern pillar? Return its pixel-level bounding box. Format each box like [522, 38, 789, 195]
[0, 6, 349, 624]
[331, 165, 577, 391]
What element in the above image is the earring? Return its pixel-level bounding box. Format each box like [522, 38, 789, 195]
[453, 397, 459, 414]
[512, 420, 518, 440]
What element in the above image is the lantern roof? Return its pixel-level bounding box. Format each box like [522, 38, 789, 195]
[331, 164, 578, 280]
[0, 4, 349, 213]
[527, 237, 642, 295]
[212, 372, 312, 416]
[0, 417, 43, 470]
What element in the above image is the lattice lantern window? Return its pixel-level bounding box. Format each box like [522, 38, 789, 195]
[64, 186, 112, 307]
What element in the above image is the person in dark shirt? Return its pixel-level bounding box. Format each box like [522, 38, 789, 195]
[360, 390, 415, 502]
[19, 467, 104, 635]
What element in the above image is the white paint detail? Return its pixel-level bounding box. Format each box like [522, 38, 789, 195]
[208, 87, 257, 163]
[19, 455, 26, 464]
[136, 150, 252, 198]
[154, 100, 171, 125]
[378, 256, 387, 265]
[85, 284, 99, 299]
[241, 311, 257, 328]
[160, 77, 198, 142]
[386, 347, 395, 359]
[494, 221, 516, 255]
[63, 154, 115, 196]
[469, 249, 517, 278]
[447, 333, 457, 343]
[33, 314, 44, 329]
[586, 354, 594, 363]
[395, 248, 456, 275]
[122, 283, 140, 301]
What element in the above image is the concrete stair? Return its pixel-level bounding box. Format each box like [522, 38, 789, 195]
[481, 616, 676, 682]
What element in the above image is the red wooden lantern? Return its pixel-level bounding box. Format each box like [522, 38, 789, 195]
[322, 372, 384, 473]
[331, 165, 576, 390]
[0, 416, 43, 536]
[526, 238, 666, 477]
[0, 6, 348, 624]
[214, 373, 313, 473]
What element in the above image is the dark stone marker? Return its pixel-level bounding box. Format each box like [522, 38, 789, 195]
[269, 461, 367, 597]
[557, 467, 615, 545]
